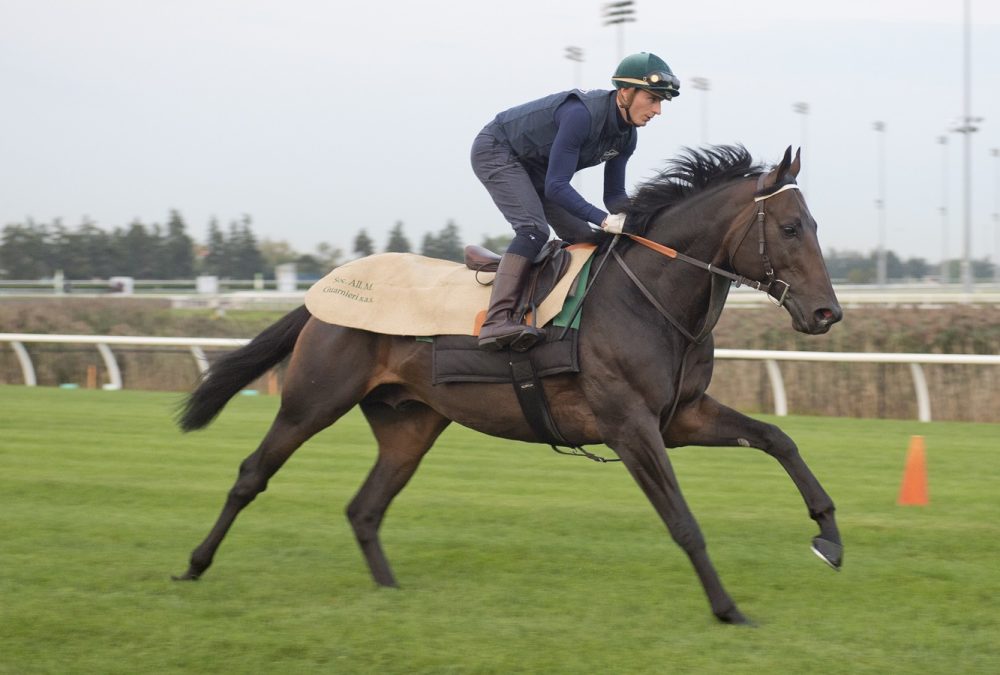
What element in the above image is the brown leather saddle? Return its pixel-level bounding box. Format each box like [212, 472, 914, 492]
[463, 240, 574, 327]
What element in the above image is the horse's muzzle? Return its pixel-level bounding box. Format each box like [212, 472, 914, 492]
[808, 304, 843, 334]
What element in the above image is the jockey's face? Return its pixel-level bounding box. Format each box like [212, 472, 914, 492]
[617, 88, 663, 126]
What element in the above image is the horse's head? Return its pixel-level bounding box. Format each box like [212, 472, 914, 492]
[726, 147, 842, 334]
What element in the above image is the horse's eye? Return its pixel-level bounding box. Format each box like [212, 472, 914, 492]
[780, 223, 799, 238]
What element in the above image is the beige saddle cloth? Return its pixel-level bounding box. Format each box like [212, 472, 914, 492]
[305, 245, 596, 336]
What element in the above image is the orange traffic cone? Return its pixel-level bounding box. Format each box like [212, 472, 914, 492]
[897, 435, 929, 506]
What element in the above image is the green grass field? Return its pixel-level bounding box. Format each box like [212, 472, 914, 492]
[1, 386, 998, 674]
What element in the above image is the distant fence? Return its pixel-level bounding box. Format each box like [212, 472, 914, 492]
[2, 333, 998, 423]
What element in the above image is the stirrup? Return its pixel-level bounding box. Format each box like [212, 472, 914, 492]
[478, 325, 545, 352]
[509, 326, 544, 352]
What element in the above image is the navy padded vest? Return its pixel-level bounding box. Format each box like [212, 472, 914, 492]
[488, 89, 634, 179]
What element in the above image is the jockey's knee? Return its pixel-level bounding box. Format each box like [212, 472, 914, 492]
[507, 227, 548, 259]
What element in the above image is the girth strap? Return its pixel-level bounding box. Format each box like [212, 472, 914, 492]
[508, 351, 618, 462]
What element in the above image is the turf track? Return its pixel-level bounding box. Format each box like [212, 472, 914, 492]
[1, 386, 998, 673]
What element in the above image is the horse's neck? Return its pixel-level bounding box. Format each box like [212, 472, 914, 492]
[647, 186, 750, 265]
[614, 184, 752, 337]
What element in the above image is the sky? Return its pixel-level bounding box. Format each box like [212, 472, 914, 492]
[2, 0, 1000, 266]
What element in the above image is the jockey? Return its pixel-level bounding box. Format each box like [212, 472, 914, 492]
[471, 51, 680, 351]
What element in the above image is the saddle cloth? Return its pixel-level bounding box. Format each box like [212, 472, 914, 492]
[305, 244, 596, 336]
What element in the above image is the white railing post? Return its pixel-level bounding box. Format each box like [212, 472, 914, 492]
[96, 343, 122, 390]
[9, 341, 37, 386]
[909, 362, 932, 422]
[764, 359, 788, 416]
[189, 346, 210, 374]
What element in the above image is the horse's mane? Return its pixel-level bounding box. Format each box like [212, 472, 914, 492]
[626, 145, 765, 235]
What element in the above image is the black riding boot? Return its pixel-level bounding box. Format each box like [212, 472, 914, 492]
[478, 252, 544, 352]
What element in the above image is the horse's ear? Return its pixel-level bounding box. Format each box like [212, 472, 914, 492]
[775, 146, 793, 180]
[761, 146, 795, 188]
[789, 147, 801, 178]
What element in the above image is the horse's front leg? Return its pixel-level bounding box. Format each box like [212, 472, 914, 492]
[605, 419, 750, 625]
[666, 394, 842, 570]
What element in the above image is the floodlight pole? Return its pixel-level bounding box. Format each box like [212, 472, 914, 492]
[959, 0, 975, 293]
[565, 46, 584, 89]
[793, 102, 809, 193]
[692, 77, 710, 145]
[938, 135, 950, 284]
[874, 121, 887, 288]
[602, 1, 636, 60]
[993, 148, 999, 284]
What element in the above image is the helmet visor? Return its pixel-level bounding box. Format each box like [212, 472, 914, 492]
[613, 70, 681, 99]
[644, 71, 680, 97]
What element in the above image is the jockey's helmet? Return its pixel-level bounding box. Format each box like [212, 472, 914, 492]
[612, 52, 680, 100]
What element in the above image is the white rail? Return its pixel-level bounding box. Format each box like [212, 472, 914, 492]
[0, 334, 247, 391]
[1, 333, 998, 422]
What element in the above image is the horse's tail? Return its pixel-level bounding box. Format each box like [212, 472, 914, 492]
[178, 305, 311, 432]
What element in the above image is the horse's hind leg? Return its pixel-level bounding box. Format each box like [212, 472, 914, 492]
[175, 323, 373, 581]
[666, 395, 842, 569]
[348, 400, 450, 587]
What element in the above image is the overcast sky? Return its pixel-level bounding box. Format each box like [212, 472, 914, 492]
[2, 0, 999, 265]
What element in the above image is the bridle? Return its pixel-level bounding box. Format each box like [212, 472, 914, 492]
[622, 172, 799, 311]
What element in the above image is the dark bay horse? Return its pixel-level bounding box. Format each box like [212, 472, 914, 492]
[174, 146, 843, 624]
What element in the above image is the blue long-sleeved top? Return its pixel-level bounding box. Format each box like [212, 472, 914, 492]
[544, 96, 635, 224]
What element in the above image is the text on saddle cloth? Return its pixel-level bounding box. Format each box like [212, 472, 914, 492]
[304, 245, 596, 337]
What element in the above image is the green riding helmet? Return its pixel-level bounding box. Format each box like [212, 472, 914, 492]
[611, 52, 680, 100]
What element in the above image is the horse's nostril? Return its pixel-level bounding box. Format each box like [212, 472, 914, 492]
[815, 307, 841, 324]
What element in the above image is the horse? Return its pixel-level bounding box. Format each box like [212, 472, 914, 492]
[173, 145, 843, 625]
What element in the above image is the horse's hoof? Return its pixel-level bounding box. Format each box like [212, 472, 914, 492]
[171, 571, 201, 581]
[714, 606, 753, 626]
[811, 537, 843, 570]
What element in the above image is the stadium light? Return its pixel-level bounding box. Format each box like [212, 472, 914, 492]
[602, 1, 636, 60]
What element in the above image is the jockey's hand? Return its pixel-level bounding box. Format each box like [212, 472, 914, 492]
[601, 213, 626, 234]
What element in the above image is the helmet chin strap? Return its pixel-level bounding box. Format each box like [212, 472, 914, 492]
[616, 90, 638, 126]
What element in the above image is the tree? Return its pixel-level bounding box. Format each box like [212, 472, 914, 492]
[70, 220, 115, 278]
[315, 242, 344, 271]
[258, 238, 298, 274]
[421, 220, 464, 262]
[227, 215, 264, 278]
[116, 220, 158, 278]
[162, 210, 195, 278]
[480, 233, 513, 254]
[201, 218, 226, 276]
[353, 229, 375, 258]
[385, 221, 411, 253]
[0, 221, 50, 278]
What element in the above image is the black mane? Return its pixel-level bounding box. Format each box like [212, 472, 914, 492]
[626, 145, 764, 235]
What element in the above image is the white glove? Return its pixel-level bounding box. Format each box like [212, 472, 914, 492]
[602, 213, 626, 234]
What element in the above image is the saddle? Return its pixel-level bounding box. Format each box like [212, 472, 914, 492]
[464, 240, 575, 333]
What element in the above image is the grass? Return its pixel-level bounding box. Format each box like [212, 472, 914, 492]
[1, 385, 998, 674]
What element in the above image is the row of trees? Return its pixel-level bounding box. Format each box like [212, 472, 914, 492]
[0, 213, 509, 280]
[351, 221, 513, 263]
[2, 211, 992, 282]
[0, 211, 267, 280]
[823, 249, 994, 283]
